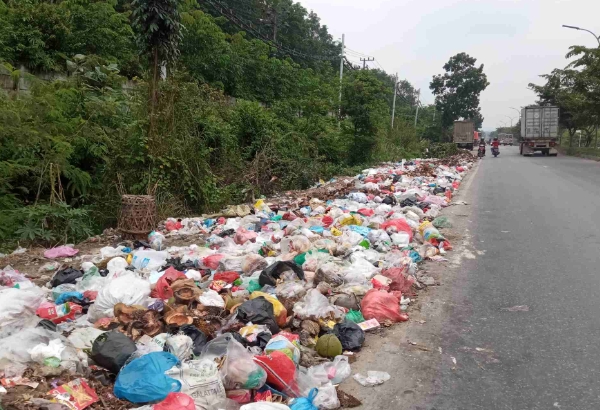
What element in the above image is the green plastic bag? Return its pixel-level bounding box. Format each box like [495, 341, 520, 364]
[345, 310, 365, 323]
[246, 279, 262, 293]
[359, 239, 370, 249]
[294, 252, 307, 266]
[432, 216, 452, 228]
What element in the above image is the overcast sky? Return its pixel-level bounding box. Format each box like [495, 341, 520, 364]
[298, 0, 600, 130]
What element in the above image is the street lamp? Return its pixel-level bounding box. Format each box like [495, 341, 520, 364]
[562, 25, 600, 46]
[509, 107, 521, 118]
[504, 116, 516, 127]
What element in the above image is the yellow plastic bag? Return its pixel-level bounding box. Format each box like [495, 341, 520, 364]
[339, 214, 363, 226]
[249, 292, 287, 326]
[330, 228, 342, 237]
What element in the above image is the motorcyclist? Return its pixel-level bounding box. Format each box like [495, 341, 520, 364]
[492, 138, 500, 149]
[478, 140, 486, 156]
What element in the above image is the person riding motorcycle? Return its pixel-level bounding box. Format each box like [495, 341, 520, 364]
[491, 137, 500, 156]
[478, 140, 486, 157]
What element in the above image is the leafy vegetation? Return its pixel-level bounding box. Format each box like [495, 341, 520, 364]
[0, 0, 455, 250]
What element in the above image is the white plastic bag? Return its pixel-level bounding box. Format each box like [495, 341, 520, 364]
[240, 404, 291, 410]
[293, 289, 339, 320]
[165, 334, 193, 361]
[67, 327, 105, 349]
[0, 286, 46, 337]
[199, 289, 225, 307]
[353, 371, 390, 386]
[29, 339, 65, 364]
[87, 274, 150, 323]
[222, 338, 267, 390]
[313, 383, 340, 409]
[131, 250, 168, 271]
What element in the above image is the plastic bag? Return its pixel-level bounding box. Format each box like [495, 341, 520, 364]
[276, 282, 306, 299]
[91, 331, 137, 374]
[87, 274, 151, 322]
[432, 216, 452, 228]
[165, 359, 225, 410]
[241, 254, 269, 275]
[259, 262, 305, 287]
[29, 339, 65, 365]
[67, 327, 105, 349]
[254, 351, 297, 396]
[154, 393, 195, 410]
[361, 289, 408, 323]
[223, 338, 267, 390]
[313, 384, 340, 410]
[202, 254, 225, 270]
[235, 227, 258, 245]
[352, 371, 390, 386]
[418, 221, 444, 241]
[199, 289, 225, 307]
[50, 267, 84, 287]
[333, 320, 365, 351]
[314, 263, 343, 287]
[131, 250, 169, 271]
[165, 334, 193, 361]
[290, 388, 318, 410]
[380, 219, 413, 241]
[330, 355, 351, 384]
[44, 246, 79, 259]
[265, 335, 300, 364]
[249, 292, 287, 327]
[114, 352, 181, 403]
[293, 289, 338, 320]
[237, 298, 280, 334]
[341, 258, 378, 283]
[381, 268, 416, 293]
[153, 267, 186, 299]
[149, 231, 165, 251]
[0, 286, 46, 337]
[179, 325, 208, 356]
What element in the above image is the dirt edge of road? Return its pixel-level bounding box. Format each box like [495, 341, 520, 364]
[338, 158, 481, 410]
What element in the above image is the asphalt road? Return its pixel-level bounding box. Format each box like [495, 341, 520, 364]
[424, 147, 600, 409]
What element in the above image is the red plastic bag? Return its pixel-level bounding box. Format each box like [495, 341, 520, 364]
[203, 254, 225, 270]
[254, 351, 297, 396]
[152, 267, 186, 299]
[381, 268, 416, 294]
[165, 220, 183, 231]
[381, 219, 413, 241]
[322, 215, 334, 227]
[361, 289, 408, 323]
[213, 271, 239, 283]
[234, 227, 258, 245]
[357, 208, 374, 217]
[154, 393, 195, 410]
[37, 302, 83, 324]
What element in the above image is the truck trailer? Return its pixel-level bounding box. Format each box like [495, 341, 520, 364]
[520, 106, 559, 156]
[453, 120, 475, 150]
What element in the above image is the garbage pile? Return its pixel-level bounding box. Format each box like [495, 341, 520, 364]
[0, 155, 472, 410]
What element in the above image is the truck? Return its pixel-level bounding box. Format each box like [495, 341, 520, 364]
[520, 106, 559, 156]
[498, 133, 513, 146]
[453, 120, 475, 150]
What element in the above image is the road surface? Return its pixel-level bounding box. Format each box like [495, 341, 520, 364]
[428, 146, 600, 409]
[341, 147, 600, 410]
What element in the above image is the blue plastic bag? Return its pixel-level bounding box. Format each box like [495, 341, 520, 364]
[114, 352, 181, 403]
[290, 388, 318, 410]
[55, 291, 84, 304]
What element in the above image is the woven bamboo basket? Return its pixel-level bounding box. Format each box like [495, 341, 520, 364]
[117, 195, 156, 239]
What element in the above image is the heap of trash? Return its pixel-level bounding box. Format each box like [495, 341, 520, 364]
[0, 155, 472, 410]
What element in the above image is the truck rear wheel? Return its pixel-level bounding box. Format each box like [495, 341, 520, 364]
[468, 143, 473, 151]
[519, 143, 523, 155]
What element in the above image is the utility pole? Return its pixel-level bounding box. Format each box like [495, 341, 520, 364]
[414, 89, 420, 128]
[391, 73, 398, 129]
[360, 57, 374, 69]
[338, 34, 345, 126]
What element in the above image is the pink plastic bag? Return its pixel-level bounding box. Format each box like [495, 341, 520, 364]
[380, 219, 413, 241]
[154, 393, 195, 410]
[234, 228, 258, 245]
[152, 267, 186, 299]
[361, 289, 408, 323]
[381, 268, 416, 294]
[44, 246, 79, 259]
[203, 254, 225, 270]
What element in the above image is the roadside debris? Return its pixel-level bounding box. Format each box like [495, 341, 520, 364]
[501, 305, 530, 312]
[0, 154, 472, 409]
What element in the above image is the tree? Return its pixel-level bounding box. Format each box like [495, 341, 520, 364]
[430, 52, 489, 130]
[131, 0, 184, 138]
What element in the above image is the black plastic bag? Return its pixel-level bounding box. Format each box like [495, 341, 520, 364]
[233, 331, 272, 350]
[91, 331, 137, 374]
[333, 319, 365, 351]
[236, 297, 280, 334]
[161, 257, 195, 272]
[382, 195, 397, 206]
[400, 198, 418, 208]
[179, 325, 209, 356]
[37, 319, 57, 332]
[259, 261, 305, 287]
[218, 229, 235, 238]
[50, 267, 83, 287]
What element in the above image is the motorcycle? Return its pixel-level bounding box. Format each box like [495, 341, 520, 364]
[478, 146, 485, 158]
[492, 147, 499, 157]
